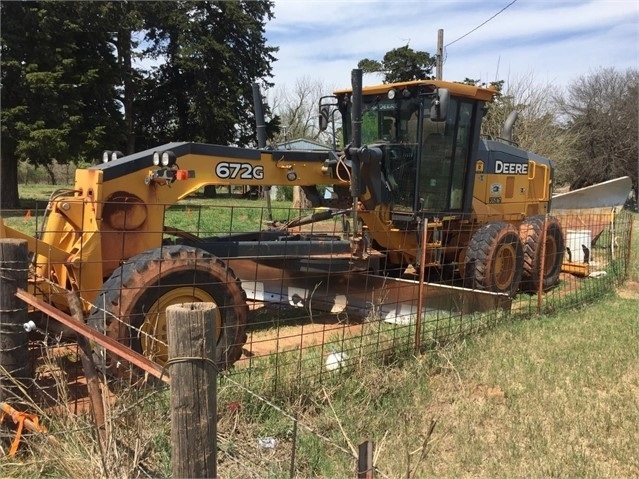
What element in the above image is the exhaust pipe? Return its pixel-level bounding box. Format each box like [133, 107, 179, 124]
[349, 69, 363, 236]
[252, 82, 272, 220]
[500, 110, 518, 143]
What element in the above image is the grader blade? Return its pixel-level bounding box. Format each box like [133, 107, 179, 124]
[227, 259, 511, 324]
[552, 176, 632, 210]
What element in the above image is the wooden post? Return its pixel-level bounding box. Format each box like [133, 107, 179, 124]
[357, 440, 374, 479]
[0, 239, 31, 402]
[66, 291, 107, 447]
[167, 302, 218, 479]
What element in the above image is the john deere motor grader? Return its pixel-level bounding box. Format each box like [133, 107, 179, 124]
[0, 69, 564, 373]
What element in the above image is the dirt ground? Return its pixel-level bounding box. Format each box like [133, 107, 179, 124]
[236, 303, 365, 366]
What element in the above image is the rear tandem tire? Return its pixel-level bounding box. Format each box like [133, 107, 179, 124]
[519, 215, 565, 292]
[464, 222, 524, 297]
[87, 245, 248, 377]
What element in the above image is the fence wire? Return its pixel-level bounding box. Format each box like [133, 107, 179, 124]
[0, 198, 634, 478]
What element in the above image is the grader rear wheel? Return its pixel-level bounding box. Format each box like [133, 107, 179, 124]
[464, 222, 524, 296]
[519, 215, 565, 292]
[87, 245, 248, 376]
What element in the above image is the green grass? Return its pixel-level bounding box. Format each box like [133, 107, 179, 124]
[2, 183, 341, 238]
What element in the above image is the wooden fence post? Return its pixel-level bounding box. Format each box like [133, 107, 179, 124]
[357, 440, 374, 479]
[67, 291, 107, 447]
[167, 302, 218, 479]
[0, 239, 31, 402]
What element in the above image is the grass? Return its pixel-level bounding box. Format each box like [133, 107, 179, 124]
[414, 296, 638, 477]
[1, 184, 637, 477]
[209, 290, 638, 478]
[2, 183, 341, 238]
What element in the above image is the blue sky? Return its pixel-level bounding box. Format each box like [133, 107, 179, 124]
[264, 0, 638, 91]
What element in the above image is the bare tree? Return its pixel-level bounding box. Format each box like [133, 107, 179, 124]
[554, 67, 638, 200]
[268, 77, 340, 208]
[481, 72, 580, 191]
[268, 76, 338, 147]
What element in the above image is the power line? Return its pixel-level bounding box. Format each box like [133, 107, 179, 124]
[444, 0, 519, 48]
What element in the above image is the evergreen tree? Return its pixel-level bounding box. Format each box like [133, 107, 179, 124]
[358, 44, 435, 83]
[1, 1, 278, 207]
[134, 1, 278, 149]
[1, 1, 123, 207]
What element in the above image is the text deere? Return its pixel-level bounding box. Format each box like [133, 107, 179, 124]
[495, 160, 528, 175]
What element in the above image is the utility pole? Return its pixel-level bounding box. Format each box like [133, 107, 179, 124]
[436, 29, 443, 80]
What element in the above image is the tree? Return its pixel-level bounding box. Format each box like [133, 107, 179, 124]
[134, 1, 277, 149]
[1, 1, 123, 208]
[1, 1, 279, 206]
[358, 44, 435, 83]
[555, 68, 638, 200]
[100, 1, 148, 155]
[268, 77, 335, 208]
[268, 76, 335, 147]
[479, 73, 579, 190]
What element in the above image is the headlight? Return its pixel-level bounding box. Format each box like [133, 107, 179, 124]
[102, 151, 111, 163]
[111, 150, 123, 161]
[152, 152, 161, 166]
[161, 151, 177, 167]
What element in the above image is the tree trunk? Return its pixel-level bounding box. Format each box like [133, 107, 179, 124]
[203, 185, 217, 198]
[44, 163, 56, 185]
[292, 186, 311, 209]
[119, 28, 136, 155]
[0, 144, 20, 208]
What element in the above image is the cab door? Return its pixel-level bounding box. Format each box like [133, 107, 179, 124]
[418, 98, 477, 213]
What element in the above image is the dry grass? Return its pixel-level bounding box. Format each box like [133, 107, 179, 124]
[1, 211, 636, 477]
[393, 297, 639, 478]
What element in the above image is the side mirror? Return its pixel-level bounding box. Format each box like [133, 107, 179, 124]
[430, 88, 450, 122]
[319, 105, 330, 132]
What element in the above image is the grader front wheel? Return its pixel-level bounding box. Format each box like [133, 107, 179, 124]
[464, 222, 524, 296]
[87, 245, 248, 376]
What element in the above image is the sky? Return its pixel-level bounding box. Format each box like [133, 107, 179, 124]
[264, 0, 638, 92]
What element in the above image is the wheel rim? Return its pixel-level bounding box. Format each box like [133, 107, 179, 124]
[140, 287, 222, 366]
[494, 243, 517, 290]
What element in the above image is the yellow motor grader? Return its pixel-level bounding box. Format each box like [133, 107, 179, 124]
[0, 69, 564, 372]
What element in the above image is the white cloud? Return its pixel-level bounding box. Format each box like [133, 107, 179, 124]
[266, 0, 638, 92]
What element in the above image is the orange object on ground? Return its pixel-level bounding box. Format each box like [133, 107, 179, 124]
[0, 402, 51, 456]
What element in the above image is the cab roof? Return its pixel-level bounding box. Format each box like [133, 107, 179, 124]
[334, 79, 497, 102]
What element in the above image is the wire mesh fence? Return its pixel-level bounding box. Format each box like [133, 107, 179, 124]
[0, 198, 634, 477]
